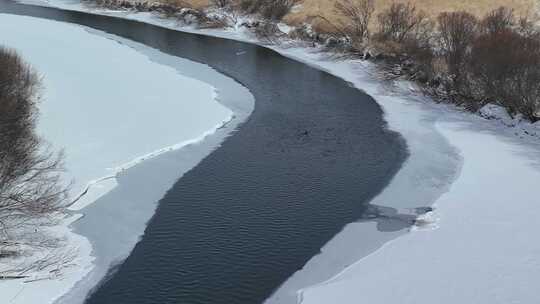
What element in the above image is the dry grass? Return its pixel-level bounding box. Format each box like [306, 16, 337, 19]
[177, 0, 208, 9]
[168, 0, 539, 31]
[284, 0, 539, 32]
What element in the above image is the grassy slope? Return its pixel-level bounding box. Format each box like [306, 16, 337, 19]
[183, 0, 538, 31]
[286, 0, 538, 31]
[184, 0, 208, 9]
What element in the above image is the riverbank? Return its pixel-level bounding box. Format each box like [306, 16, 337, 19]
[272, 47, 540, 304]
[299, 115, 540, 304]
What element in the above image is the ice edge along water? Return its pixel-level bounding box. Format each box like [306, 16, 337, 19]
[0, 12, 248, 304]
[68, 109, 233, 212]
[60, 59, 233, 213]
[297, 120, 540, 304]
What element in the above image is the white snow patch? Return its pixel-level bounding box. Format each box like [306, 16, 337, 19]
[277, 22, 293, 34]
[478, 103, 540, 138]
[478, 103, 514, 122]
[299, 119, 540, 304]
[411, 210, 440, 231]
[0, 214, 93, 304]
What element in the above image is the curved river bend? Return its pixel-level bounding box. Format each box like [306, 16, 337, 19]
[0, 2, 408, 303]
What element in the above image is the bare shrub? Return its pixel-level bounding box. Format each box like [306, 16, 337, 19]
[0, 47, 68, 256]
[212, 0, 231, 9]
[366, 2, 435, 82]
[160, 0, 190, 8]
[481, 6, 515, 35]
[1, 240, 78, 280]
[437, 11, 478, 83]
[334, 0, 375, 47]
[156, 0, 192, 17]
[252, 22, 283, 44]
[377, 2, 428, 43]
[402, 27, 436, 81]
[88, 0, 192, 13]
[239, 0, 259, 12]
[517, 16, 539, 38]
[262, 0, 297, 20]
[470, 29, 540, 120]
[239, 0, 297, 20]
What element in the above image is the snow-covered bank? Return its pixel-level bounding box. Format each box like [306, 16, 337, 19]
[265, 47, 540, 304]
[0, 12, 241, 304]
[266, 40, 540, 304]
[261, 19, 540, 304]
[0, 214, 93, 304]
[300, 119, 540, 304]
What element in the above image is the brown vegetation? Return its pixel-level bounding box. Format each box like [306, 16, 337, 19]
[284, 0, 538, 33]
[311, 1, 540, 120]
[470, 25, 540, 118]
[239, 0, 299, 20]
[376, 2, 426, 43]
[334, 0, 374, 45]
[375, 4, 539, 120]
[437, 11, 478, 85]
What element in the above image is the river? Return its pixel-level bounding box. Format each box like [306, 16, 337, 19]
[0, 2, 408, 303]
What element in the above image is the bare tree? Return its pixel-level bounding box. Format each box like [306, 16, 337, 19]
[437, 11, 478, 81]
[470, 29, 540, 119]
[481, 6, 515, 35]
[252, 21, 283, 44]
[0, 47, 68, 258]
[334, 0, 375, 44]
[212, 0, 231, 9]
[517, 16, 539, 38]
[377, 2, 427, 43]
[239, 0, 298, 20]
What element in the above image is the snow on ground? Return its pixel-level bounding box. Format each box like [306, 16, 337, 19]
[478, 103, 540, 138]
[0, 214, 93, 304]
[8, 1, 540, 304]
[0, 13, 232, 211]
[300, 119, 540, 304]
[264, 47, 540, 304]
[266, 29, 540, 304]
[0, 12, 234, 304]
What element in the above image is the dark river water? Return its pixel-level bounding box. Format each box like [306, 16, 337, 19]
[0, 2, 408, 303]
